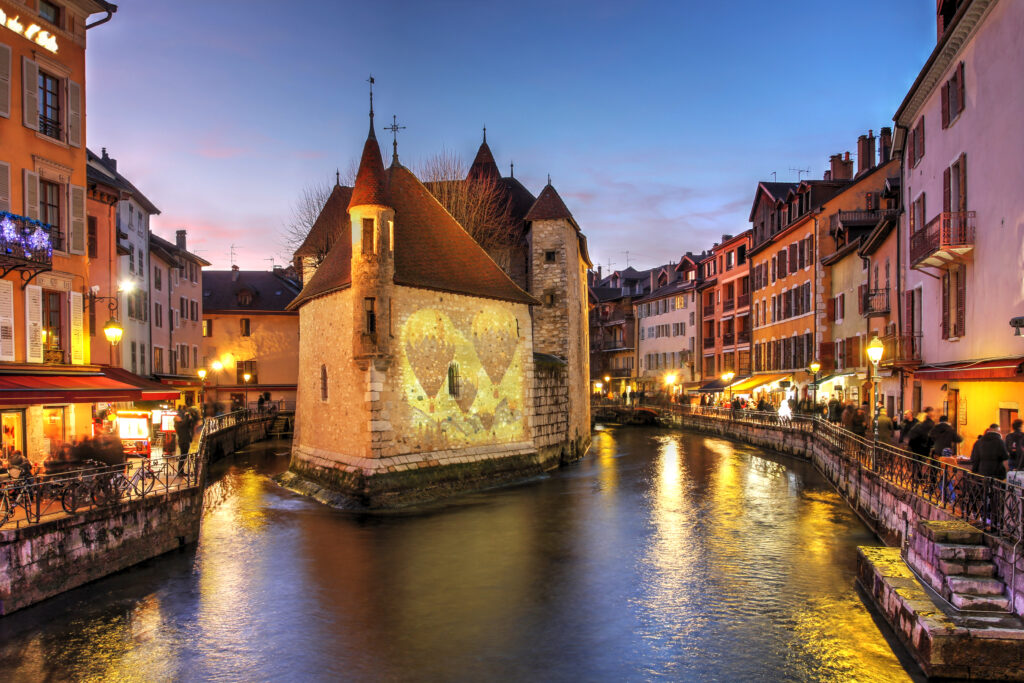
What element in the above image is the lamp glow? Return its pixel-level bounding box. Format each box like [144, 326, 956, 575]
[103, 317, 124, 345]
[118, 279, 136, 293]
[198, 368, 207, 380]
[243, 373, 252, 383]
[721, 371, 735, 383]
[809, 360, 820, 374]
[212, 360, 223, 371]
[664, 373, 677, 386]
[603, 375, 610, 383]
[866, 336, 885, 365]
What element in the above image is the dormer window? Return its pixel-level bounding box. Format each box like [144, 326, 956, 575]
[237, 290, 253, 306]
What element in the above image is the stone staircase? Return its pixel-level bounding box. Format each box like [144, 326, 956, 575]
[270, 411, 294, 439]
[906, 520, 1012, 612]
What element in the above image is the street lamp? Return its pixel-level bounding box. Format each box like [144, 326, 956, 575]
[809, 360, 821, 414]
[198, 368, 207, 409]
[243, 372, 252, 413]
[721, 370, 735, 405]
[664, 373, 677, 403]
[866, 336, 885, 446]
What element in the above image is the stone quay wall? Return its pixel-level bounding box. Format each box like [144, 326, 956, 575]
[0, 488, 202, 615]
[665, 409, 1024, 617]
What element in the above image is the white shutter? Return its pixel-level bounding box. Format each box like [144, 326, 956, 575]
[25, 285, 42, 363]
[0, 43, 11, 119]
[0, 279, 14, 362]
[0, 161, 9, 213]
[22, 57, 38, 131]
[69, 291, 84, 365]
[68, 184, 85, 254]
[23, 170, 39, 219]
[67, 80, 81, 147]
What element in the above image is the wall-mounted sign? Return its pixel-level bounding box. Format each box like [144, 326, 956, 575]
[0, 8, 59, 53]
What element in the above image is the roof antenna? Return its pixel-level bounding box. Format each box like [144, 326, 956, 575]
[367, 74, 375, 133]
[789, 167, 811, 180]
[770, 171, 777, 181]
[510, 161, 514, 178]
[482, 125, 486, 143]
[229, 244, 238, 267]
[385, 114, 406, 166]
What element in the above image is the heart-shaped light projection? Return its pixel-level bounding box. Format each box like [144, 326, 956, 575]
[471, 309, 519, 385]
[403, 309, 455, 398]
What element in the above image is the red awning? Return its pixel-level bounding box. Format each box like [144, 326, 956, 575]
[915, 357, 1024, 381]
[100, 367, 182, 400]
[0, 374, 142, 405]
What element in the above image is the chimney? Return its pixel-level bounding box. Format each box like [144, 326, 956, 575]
[857, 131, 876, 176]
[231, 264, 240, 281]
[100, 147, 117, 173]
[823, 169, 832, 181]
[597, 265, 602, 281]
[722, 234, 733, 243]
[879, 127, 892, 163]
[830, 152, 854, 181]
[175, 229, 187, 250]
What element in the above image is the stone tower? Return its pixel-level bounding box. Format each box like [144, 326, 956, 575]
[348, 113, 395, 369]
[524, 182, 592, 458]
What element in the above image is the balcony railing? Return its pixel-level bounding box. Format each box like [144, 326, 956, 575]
[722, 332, 735, 346]
[737, 329, 751, 344]
[909, 211, 976, 269]
[863, 288, 890, 317]
[830, 208, 898, 232]
[880, 333, 923, 366]
[0, 212, 58, 275]
[737, 293, 750, 309]
[703, 336, 715, 349]
[703, 303, 715, 317]
[598, 339, 632, 351]
[723, 299, 735, 312]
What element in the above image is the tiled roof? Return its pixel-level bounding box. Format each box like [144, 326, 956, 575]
[85, 147, 160, 215]
[390, 163, 538, 305]
[290, 162, 539, 309]
[759, 181, 800, 201]
[203, 270, 302, 313]
[501, 176, 537, 224]
[295, 184, 352, 258]
[467, 141, 502, 183]
[150, 232, 211, 267]
[524, 184, 574, 222]
[349, 127, 390, 209]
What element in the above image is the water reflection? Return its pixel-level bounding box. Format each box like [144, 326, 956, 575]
[0, 431, 919, 682]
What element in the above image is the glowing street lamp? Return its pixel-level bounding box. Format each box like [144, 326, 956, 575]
[866, 336, 885, 448]
[197, 368, 208, 409]
[103, 317, 123, 345]
[721, 370, 736, 405]
[809, 360, 821, 412]
[243, 372, 252, 413]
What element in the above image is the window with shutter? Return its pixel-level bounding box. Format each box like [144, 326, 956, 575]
[958, 62, 966, 116]
[916, 117, 925, 162]
[827, 297, 835, 322]
[0, 43, 9, 119]
[69, 184, 85, 254]
[0, 161, 9, 213]
[798, 239, 806, 269]
[858, 284, 866, 315]
[22, 170, 39, 219]
[70, 291, 84, 365]
[22, 58, 38, 131]
[778, 250, 787, 278]
[941, 273, 950, 339]
[789, 244, 798, 272]
[958, 153, 967, 212]
[907, 128, 915, 169]
[955, 265, 966, 337]
[941, 81, 950, 128]
[67, 80, 81, 147]
[0, 279, 13, 362]
[943, 167, 951, 212]
[25, 285, 42, 363]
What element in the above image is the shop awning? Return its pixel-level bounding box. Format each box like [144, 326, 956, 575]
[815, 372, 856, 385]
[697, 378, 730, 393]
[729, 374, 790, 393]
[102, 367, 181, 400]
[0, 373, 142, 405]
[915, 357, 1024, 382]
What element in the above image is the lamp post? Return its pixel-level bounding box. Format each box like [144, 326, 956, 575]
[90, 291, 125, 365]
[721, 370, 735, 407]
[197, 368, 207, 412]
[866, 336, 885, 453]
[664, 373, 677, 404]
[809, 360, 821, 416]
[243, 372, 252, 414]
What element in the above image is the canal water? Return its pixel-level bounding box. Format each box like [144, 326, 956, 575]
[0, 427, 921, 682]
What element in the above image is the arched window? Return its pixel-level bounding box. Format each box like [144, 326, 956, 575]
[320, 364, 328, 402]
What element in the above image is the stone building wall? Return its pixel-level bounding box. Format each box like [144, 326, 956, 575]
[532, 357, 569, 449]
[0, 488, 202, 615]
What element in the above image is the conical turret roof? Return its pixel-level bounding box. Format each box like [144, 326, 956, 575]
[525, 182, 574, 222]
[467, 140, 502, 183]
[349, 125, 391, 209]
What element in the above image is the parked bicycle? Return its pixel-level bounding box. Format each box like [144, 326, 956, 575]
[0, 477, 39, 525]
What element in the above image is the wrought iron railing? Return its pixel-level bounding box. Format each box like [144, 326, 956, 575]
[703, 336, 715, 349]
[703, 304, 715, 317]
[723, 299, 735, 312]
[737, 293, 750, 309]
[863, 288, 890, 316]
[909, 211, 976, 267]
[0, 410, 270, 529]
[737, 329, 751, 344]
[722, 332, 735, 346]
[655, 405, 1024, 543]
[879, 333, 923, 364]
[830, 208, 898, 232]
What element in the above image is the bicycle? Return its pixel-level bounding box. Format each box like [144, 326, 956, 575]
[0, 477, 39, 525]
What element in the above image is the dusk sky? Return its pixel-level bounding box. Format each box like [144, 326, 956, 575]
[86, 1, 937, 273]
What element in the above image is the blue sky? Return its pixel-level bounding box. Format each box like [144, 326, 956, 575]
[85, 0, 937, 272]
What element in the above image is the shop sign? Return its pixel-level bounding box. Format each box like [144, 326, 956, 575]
[0, 8, 59, 53]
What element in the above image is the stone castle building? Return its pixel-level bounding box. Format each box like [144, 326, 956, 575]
[284, 107, 591, 507]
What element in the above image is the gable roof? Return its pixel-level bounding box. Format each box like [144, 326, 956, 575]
[295, 184, 353, 258]
[467, 140, 502, 183]
[748, 182, 798, 221]
[86, 147, 161, 215]
[525, 184, 574, 222]
[150, 231, 211, 267]
[204, 270, 302, 313]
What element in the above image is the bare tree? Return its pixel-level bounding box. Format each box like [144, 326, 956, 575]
[416, 150, 517, 270]
[279, 160, 358, 264]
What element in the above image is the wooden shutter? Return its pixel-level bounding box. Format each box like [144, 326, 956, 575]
[0, 279, 14, 362]
[941, 82, 950, 128]
[798, 238, 806, 269]
[826, 297, 835, 322]
[917, 118, 925, 160]
[70, 290, 84, 364]
[943, 167, 951, 212]
[0, 161, 9, 213]
[907, 128, 915, 168]
[68, 184, 85, 254]
[0, 43, 10, 119]
[804, 283, 811, 313]
[67, 80, 81, 148]
[25, 285, 42, 363]
[941, 273, 950, 339]
[956, 266, 966, 337]
[778, 250, 786, 278]
[909, 192, 915, 233]
[905, 291, 914, 335]
[789, 244, 798, 271]
[958, 62, 966, 115]
[22, 170, 39, 219]
[22, 58, 38, 131]
[958, 153, 967, 212]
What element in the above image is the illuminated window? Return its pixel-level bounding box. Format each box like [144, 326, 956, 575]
[240, 318, 250, 337]
[202, 320, 212, 337]
[320, 364, 328, 402]
[38, 71, 61, 139]
[447, 362, 460, 399]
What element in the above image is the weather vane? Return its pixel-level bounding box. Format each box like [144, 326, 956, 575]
[385, 114, 406, 164]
